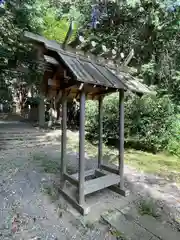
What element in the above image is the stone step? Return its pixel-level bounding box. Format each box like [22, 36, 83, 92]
[2, 141, 60, 148]
[102, 209, 155, 240]
[0, 136, 48, 141]
[119, 206, 180, 240]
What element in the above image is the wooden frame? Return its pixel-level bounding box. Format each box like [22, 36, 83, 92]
[24, 31, 153, 215]
[59, 88, 127, 215]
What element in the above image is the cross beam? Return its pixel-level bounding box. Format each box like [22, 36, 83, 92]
[59, 88, 127, 215]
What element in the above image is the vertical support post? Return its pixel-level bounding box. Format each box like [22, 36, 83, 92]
[78, 90, 86, 205]
[119, 89, 124, 189]
[61, 91, 67, 184]
[98, 96, 103, 168]
[38, 92, 45, 127]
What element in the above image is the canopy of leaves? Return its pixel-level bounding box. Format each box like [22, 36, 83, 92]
[0, 0, 47, 101]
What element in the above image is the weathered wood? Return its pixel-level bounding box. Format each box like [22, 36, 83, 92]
[119, 89, 124, 189]
[98, 96, 103, 168]
[100, 164, 119, 175]
[78, 90, 86, 205]
[71, 169, 95, 180]
[95, 170, 127, 197]
[64, 173, 79, 187]
[84, 173, 120, 195]
[61, 91, 67, 184]
[123, 49, 134, 66]
[58, 186, 90, 215]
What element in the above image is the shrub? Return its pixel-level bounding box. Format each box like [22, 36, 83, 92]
[85, 100, 98, 140]
[167, 114, 180, 157]
[85, 93, 178, 154]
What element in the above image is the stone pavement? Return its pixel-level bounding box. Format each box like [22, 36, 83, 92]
[102, 205, 180, 240]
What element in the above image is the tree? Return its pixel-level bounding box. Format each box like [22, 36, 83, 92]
[0, 0, 47, 118]
[59, 0, 180, 103]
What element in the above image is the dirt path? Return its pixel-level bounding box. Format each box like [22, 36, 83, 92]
[0, 121, 116, 239]
[0, 119, 179, 239]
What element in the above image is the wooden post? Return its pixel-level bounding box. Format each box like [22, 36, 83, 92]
[98, 96, 103, 168]
[78, 90, 86, 205]
[61, 91, 67, 184]
[119, 89, 124, 189]
[38, 93, 45, 127]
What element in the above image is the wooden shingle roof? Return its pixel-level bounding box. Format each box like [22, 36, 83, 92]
[24, 31, 153, 95]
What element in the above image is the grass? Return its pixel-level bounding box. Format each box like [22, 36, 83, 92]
[109, 227, 126, 240]
[43, 185, 59, 201]
[32, 153, 59, 174]
[67, 130, 180, 183]
[32, 130, 180, 184]
[138, 200, 160, 218]
[125, 149, 180, 183]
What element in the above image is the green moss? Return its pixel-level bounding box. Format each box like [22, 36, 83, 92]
[138, 200, 160, 218]
[110, 228, 126, 239]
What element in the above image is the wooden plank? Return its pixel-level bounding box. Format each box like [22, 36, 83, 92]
[119, 89, 125, 189]
[84, 173, 120, 195]
[60, 91, 67, 185]
[95, 170, 127, 196]
[102, 210, 154, 240]
[64, 173, 79, 187]
[71, 169, 95, 180]
[98, 97, 103, 168]
[78, 90, 86, 205]
[58, 186, 90, 215]
[100, 164, 119, 175]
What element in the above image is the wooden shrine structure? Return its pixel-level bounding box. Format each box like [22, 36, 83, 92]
[24, 31, 152, 215]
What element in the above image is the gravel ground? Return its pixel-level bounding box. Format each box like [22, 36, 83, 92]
[0, 121, 180, 239]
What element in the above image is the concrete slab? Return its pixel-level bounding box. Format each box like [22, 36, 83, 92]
[119, 206, 180, 240]
[67, 188, 139, 223]
[136, 214, 180, 240]
[102, 210, 154, 240]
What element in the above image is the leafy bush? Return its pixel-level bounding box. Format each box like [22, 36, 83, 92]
[85, 93, 179, 154]
[85, 100, 98, 139]
[167, 114, 180, 157]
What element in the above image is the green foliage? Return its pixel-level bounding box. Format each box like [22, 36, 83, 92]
[43, 9, 71, 43]
[138, 200, 159, 218]
[43, 2, 83, 44]
[167, 114, 180, 157]
[85, 100, 98, 139]
[85, 93, 179, 155]
[0, 0, 46, 102]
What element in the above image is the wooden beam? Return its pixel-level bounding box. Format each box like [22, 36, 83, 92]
[84, 173, 120, 195]
[58, 186, 90, 215]
[71, 169, 95, 180]
[95, 170, 127, 197]
[98, 96, 103, 168]
[119, 89, 125, 189]
[78, 90, 86, 205]
[64, 173, 79, 187]
[100, 164, 119, 175]
[60, 90, 67, 186]
[123, 49, 134, 66]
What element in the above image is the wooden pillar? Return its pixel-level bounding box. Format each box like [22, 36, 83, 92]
[78, 90, 86, 205]
[119, 89, 124, 189]
[98, 96, 103, 168]
[61, 91, 67, 183]
[38, 93, 45, 127]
